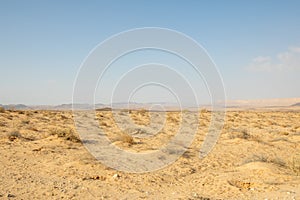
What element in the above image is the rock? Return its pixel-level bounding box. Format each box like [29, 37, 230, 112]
[112, 174, 120, 179]
[7, 193, 15, 198]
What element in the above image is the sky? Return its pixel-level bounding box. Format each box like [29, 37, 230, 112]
[0, 0, 300, 105]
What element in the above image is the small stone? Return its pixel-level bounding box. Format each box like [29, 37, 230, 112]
[7, 193, 15, 198]
[112, 174, 120, 179]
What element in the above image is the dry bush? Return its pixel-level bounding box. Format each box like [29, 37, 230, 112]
[7, 130, 21, 141]
[27, 126, 38, 132]
[278, 131, 290, 136]
[21, 119, 30, 125]
[289, 153, 300, 176]
[200, 108, 209, 113]
[116, 134, 134, 145]
[99, 120, 111, 127]
[228, 128, 251, 140]
[60, 114, 68, 120]
[228, 180, 254, 190]
[269, 157, 287, 167]
[50, 128, 81, 143]
[18, 110, 25, 114]
[0, 121, 6, 127]
[129, 109, 151, 126]
[250, 135, 271, 146]
[137, 108, 147, 113]
[0, 106, 5, 113]
[243, 154, 286, 168]
[244, 154, 268, 163]
[124, 127, 149, 136]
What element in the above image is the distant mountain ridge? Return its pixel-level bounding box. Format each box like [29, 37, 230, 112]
[1, 104, 30, 110]
[291, 102, 300, 107]
[1, 98, 300, 110]
[0, 102, 180, 110]
[0, 103, 105, 110]
[226, 98, 300, 107]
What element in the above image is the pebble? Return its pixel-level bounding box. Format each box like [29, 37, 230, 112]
[7, 193, 15, 198]
[112, 174, 120, 179]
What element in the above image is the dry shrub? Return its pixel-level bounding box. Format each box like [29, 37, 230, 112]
[228, 180, 254, 190]
[99, 120, 110, 127]
[200, 108, 209, 113]
[0, 121, 6, 127]
[18, 110, 25, 114]
[116, 134, 134, 145]
[243, 154, 286, 168]
[229, 128, 251, 140]
[244, 154, 268, 163]
[239, 129, 251, 139]
[27, 126, 38, 132]
[289, 153, 300, 176]
[0, 106, 5, 113]
[21, 119, 30, 124]
[130, 109, 151, 126]
[279, 131, 290, 136]
[60, 115, 68, 120]
[7, 130, 21, 141]
[137, 108, 147, 113]
[50, 128, 81, 143]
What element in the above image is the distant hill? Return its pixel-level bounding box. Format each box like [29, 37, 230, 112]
[291, 102, 300, 107]
[55, 104, 92, 110]
[2, 104, 30, 110]
[226, 98, 300, 108]
[1, 98, 300, 110]
[0, 102, 182, 111]
[0, 103, 107, 110]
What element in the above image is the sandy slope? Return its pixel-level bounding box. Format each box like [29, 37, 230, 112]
[0, 109, 300, 199]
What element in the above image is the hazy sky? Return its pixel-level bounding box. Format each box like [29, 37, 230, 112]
[1, 0, 300, 105]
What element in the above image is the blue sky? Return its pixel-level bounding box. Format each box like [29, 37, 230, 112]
[1, 0, 300, 105]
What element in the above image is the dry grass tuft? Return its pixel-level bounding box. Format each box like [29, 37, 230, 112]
[7, 130, 22, 141]
[116, 134, 135, 145]
[228, 180, 254, 191]
[228, 128, 251, 140]
[50, 128, 81, 143]
[0, 106, 5, 113]
[18, 110, 25, 114]
[289, 153, 300, 176]
[200, 108, 209, 113]
[243, 154, 286, 168]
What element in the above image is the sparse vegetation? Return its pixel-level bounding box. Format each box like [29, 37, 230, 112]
[289, 153, 300, 176]
[228, 179, 254, 190]
[0, 106, 5, 113]
[116, 133, 135, 145]
[243, 154, 287, 168]
[228, 128, 251, 139]
[21, 119, 30, 124]
[0, 109, 300, 199]
[7, 130, 21, 141]
[50, 128, 81, 143]
[18, 110, 25, 114]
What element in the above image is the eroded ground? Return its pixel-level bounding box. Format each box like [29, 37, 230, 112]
[0, 109, 300, 199]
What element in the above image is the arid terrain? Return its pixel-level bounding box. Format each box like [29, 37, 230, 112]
[0, 107, 300, 199]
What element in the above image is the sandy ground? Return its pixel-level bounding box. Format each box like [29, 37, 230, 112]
[0, 108, 300, 199]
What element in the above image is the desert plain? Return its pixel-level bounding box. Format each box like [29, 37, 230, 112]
[0, 107, 300, 199]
